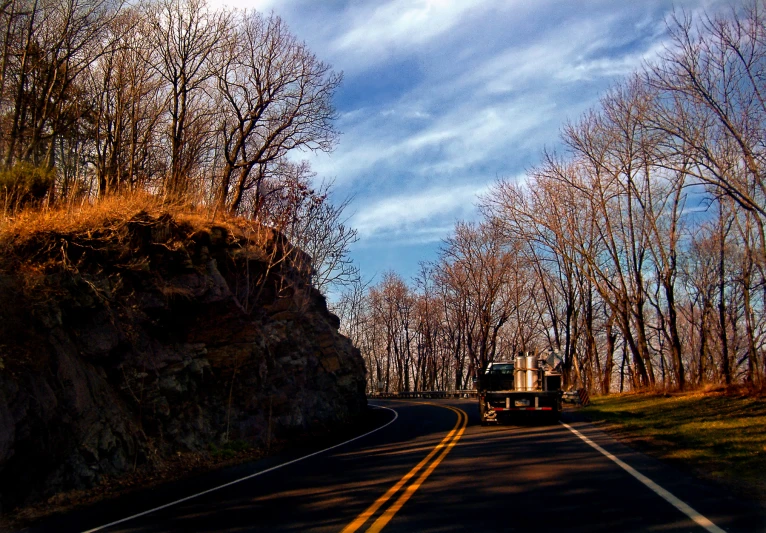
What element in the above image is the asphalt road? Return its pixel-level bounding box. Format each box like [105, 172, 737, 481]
[19, 399, 765, 533]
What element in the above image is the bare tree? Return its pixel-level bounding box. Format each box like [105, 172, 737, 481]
[649, 3, 766, 259]
[438, 221, 522, 375]
[215, 10, 340, 217]
[484, 170, 588, 389]
[146, 0, 227, 199]
[3, 0, 122, 191]
[367, 272, 414, 392]
[254, 160, 359, 292]
[89, 6, 164, 196]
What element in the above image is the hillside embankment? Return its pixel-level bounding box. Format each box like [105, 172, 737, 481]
[0, 207, 367, 513]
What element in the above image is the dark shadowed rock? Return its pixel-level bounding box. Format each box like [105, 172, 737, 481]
[0, 213, 366, 512]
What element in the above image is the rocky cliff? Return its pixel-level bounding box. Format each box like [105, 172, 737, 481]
[0, 211, 367, 512]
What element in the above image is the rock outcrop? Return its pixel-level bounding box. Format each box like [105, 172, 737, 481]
[0, 211, 366, 511]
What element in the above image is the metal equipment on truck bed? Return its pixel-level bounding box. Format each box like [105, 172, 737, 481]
[477, 351, 563, 425]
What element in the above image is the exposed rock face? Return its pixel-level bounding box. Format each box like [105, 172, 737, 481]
[0, 212, 366, 511]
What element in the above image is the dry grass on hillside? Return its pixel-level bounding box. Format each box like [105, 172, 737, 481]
[0, 193, 272, 251]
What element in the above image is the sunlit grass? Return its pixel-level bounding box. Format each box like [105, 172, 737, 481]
[581, 391, 766, 500]
[0, 192, 181, 240]
[0, 191, 272, 251]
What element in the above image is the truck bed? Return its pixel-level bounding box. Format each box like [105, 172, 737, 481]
[479, 390, 561, 424]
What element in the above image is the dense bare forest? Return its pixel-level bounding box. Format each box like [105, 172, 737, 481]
[335, 4, 766, 395]
[4, 0, 766, 396]
[0, 0, 358, 291]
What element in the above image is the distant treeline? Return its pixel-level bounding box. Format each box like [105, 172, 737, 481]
[0, 0, 358, 291]
[334, 3, 766, 394]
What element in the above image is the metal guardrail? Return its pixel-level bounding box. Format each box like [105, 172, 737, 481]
[368, 390, 478, 399]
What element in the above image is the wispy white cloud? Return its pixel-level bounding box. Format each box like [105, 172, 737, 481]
[309, 85, 558, 188]
[210, 0, 281, 12]
[352, 183, 490, 242]
[331, 0, 489, 64]
[465, 15, 665, 98]
[308, 5, 673, 189]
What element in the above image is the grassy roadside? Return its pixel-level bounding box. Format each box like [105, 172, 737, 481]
[579, 390, 766, 504]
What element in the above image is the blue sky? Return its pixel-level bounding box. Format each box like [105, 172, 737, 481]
[218, 0, 729, 286]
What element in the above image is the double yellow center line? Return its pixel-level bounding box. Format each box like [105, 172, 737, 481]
[341, 404, 468, 533]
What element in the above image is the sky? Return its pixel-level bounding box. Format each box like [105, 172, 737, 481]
[216, 0, 730, 288]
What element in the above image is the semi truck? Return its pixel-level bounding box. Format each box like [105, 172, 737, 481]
[477, 351, 563, 425]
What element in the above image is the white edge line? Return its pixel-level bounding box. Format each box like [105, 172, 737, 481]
[81, 405, 399, 533]
[559, 421, 727, 533]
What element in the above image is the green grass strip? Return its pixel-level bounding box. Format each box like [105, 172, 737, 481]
[580, 392, 766, 501]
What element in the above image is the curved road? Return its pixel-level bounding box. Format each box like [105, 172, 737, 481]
[22, 399, 764, 532]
